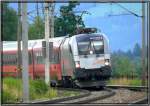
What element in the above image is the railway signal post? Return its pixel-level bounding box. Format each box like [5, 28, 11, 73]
[21, 3, 29, 102]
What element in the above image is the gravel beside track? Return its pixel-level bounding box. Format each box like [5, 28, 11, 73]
[91, 88, 147, 104]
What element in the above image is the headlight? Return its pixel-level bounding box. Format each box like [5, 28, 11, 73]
[105, 61, 109, 65]
[90, 50, 93, 54]
[75, 61, 80, 68]
[105, 59, 110, 65]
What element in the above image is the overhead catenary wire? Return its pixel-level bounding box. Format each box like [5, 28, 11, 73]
[115, 3, 142, 18]
[108, 3, 142, 18]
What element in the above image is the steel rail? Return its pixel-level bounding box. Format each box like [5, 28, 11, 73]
[31, 88, 90, 104]
[57, 88, 115, 104]
[106, 85, 148, 91]
[30, 85, 148, 104]
[106, 85, 148, 104]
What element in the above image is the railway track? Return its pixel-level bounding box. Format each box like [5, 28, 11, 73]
[57, 88, 115, 104]
[31, 85, 147, 104]
[31, 87, 115, 104]
[31, 88, 90, 104]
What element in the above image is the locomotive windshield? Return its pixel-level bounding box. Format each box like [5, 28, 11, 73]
[76, 35, 104, 55]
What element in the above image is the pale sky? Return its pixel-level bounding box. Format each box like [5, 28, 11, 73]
[9, 2, 144, 52]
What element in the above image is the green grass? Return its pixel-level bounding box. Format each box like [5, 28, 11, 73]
[2, 77, 80, 103]
[61, 90, 79, 97]
[107, 77, 142, 86]
[29, 80, 57, 100]
[2, 77, 22, 103]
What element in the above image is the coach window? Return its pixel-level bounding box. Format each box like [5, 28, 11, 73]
[36, 51, 44, 64]
[10, 54, 17, 65]
[3, 54, 7, 65]
[29, 52, 32, 64]
[6, 54, 10, 65]
[52, 50, 59, 64]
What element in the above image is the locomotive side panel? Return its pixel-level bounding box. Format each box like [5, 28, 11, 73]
[60, 38, 74, 77]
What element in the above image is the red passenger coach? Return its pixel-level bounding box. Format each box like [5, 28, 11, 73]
[2, 50, 18, 77]
[2, 40, 62, 82]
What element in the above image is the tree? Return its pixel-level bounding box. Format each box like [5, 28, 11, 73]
[28, 16, 44, 40]
[54, 1, 85, 37]
[2, 2, 86, 40]
[133, 43, 141, 57]
[126, 50, 133, 59]
[2, 3, 18, 41]
[28, 1, 85, 39]
[111, 52, 137, 78]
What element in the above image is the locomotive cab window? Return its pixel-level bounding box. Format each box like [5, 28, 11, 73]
[91, 40, 104, 54]
[76, 34, 104, 55]
[78, 41, 90, 55]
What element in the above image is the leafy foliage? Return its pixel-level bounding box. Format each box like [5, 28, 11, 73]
[2, 78, 80, 103]
[108, 78, 142, 86]
[2, 78, 57, 103]
[3, 2, 85, 40]
[28, 16, 44, 39]
[54, 1, 85, 37]
[111, 43, 142, 78]
[2, 3, 18, 41]
[30, 79, 48, 95]
[29, 1, 85, 38]
[133, 43, 141, 57]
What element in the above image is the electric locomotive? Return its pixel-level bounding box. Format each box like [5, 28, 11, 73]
[2, 28, 112, 88]
[58, 29, 112, 87]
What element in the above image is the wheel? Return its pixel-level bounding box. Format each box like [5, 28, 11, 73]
[98, 86, 104, 90]
[50, 81, 57, 87]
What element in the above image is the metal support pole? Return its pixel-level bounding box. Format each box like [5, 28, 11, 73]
[0, 2, 2, 104]
[50, 3, 55, 38]
[36, 2, 39, 17]
[21, 3, 29, 102]
[141, 2, 146, 86]
[44, 3, 50, 85]
[17, 3, 22, 78]
[147, 2, 150, 88]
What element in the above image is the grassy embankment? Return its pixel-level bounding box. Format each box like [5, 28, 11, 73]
[2, 77, 79, 103]
[107, 77, 143, 86]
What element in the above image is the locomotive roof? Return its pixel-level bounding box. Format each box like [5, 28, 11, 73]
[3, 36, 68, 51]
[74, 33, 109, 41]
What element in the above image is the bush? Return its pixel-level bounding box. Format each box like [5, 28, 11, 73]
[2, 78, 57, 103]
[2, 77, 22, 103]
[3, 77, 22, 91]
[2, 90, 16, 103]
[2, 78, 49, 101]
[107, 77, 142, 86]
[30, 80, 48, 94]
